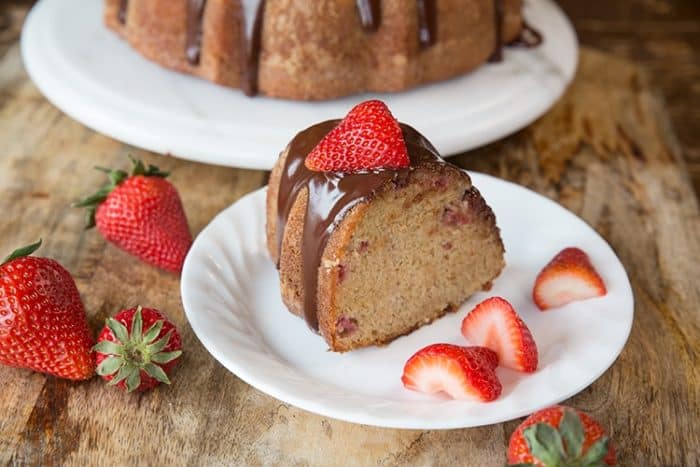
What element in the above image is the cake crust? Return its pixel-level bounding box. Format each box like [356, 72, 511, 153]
[106, 0, 523, 100]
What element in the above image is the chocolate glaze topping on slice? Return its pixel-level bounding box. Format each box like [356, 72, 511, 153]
[118, 0, 128, 24]
[356, 0, 382, 31]
[276, 120, 446, 331]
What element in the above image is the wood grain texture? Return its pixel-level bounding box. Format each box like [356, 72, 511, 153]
[1, 2, 699, 466]
[557, 0, 700, 197]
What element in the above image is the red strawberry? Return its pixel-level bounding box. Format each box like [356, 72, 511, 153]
[508, 405, 616, 466]
[94, 306, 182, 392]
[75, 156, 192, 274]
[0, 240, 94, 380]
[401, 343, 502, 401]
[305, 100, 410, 173]
[461, 297, 538, 373]
[533, 247, 607, 311]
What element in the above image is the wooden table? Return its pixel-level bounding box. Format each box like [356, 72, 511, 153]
[1, 2, 699, 466]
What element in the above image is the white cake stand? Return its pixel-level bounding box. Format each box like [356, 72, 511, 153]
[21, 0, 577, 170]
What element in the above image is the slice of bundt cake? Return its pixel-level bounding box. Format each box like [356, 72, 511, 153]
[266, 100, 505, 351]
[105, 0, 533, 100]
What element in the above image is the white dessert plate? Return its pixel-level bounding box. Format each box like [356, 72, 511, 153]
[21, 0, 577, 170]
[181, 173, 634, 429]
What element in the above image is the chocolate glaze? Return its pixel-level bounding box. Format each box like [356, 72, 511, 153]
[182, 0, 541, 97]
[276, 121, 446, 331]
[488, 0, 504, 62]
[241, 0, 267, 96]
[509, 21, 543, 48]
[356, 0, 381, 31]
[185, 0, 266, 95]
[416, 0, 437, 47]
[118, 0, 128, 25]
[186, 0, 207, 65]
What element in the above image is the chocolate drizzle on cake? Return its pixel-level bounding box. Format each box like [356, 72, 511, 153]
[242, 0, 267, 96]
[182, 0, 541, 97]
[488, 0, 504, 62]
[356, 0, 381, 31]
[509, 21, 543, 48]
[276, 121, 444, 331]
[186, 0, 207, 65]
[416, 0, 437, 47]
[186, 0, 266, 95]
[118, 0, 128, 25]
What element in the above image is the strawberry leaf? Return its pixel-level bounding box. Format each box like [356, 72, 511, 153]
[559, 408, 585, 457]
[2, 239, 42, 266]
[151, 350, 182, 364]
[142, 320, 164, 344]
[96, 356, 123, 376]
[93, 340, 124, 356]
[125, 367, 141, 392]
[106, 317, 130, 344]
[523, 423, 566, 466]
[578, 437, 610, 466]
[143, 363, 171, 384]
[148, 330, 173, 355]
[108, 363, 135, 386]
[131, 306, 143, 342]
[129, 155, 169, 178]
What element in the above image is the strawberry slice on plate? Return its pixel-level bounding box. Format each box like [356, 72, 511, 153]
[305, 100, 410, 173]
[461, 297, 538, 373]
[401, 343, 502, 402]
[533, 247, 607, 311]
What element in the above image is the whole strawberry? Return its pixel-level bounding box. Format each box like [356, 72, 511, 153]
[94, 306, 182, 392]
[0, 240, 95, 380]
[75, 156, 192, 274]
[508, 405, 616, 466]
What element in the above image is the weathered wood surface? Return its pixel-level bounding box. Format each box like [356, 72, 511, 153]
[557, 0, 700, 198]
[1, 4, 699, 467]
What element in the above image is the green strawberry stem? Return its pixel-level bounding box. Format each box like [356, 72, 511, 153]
[2, 239, 42, 266]
[94, 306, 182, 392]
[514, 408, 611, 467]
[73, 155, 170, 229]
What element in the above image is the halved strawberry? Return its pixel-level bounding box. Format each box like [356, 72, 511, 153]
[401, 343, 502, 401]
[461, 297, 538, 373]
[304, 100, 410, 173]
[533, 247, 607, 311]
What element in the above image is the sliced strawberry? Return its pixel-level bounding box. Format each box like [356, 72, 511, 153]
[533, 247, 607, 311]
[305, 100, 410, 173]
[461, 297, 538, 373]
[401, 343, 501, 402]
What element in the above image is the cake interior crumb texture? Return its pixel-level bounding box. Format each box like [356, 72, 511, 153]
[321, 169, 505, 351]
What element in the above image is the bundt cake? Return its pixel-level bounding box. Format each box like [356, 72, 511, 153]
[105, 0, 536, 100]
[266, 100, 505, 351]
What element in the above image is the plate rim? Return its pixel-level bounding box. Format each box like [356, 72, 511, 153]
[181, 172, 634, 429]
